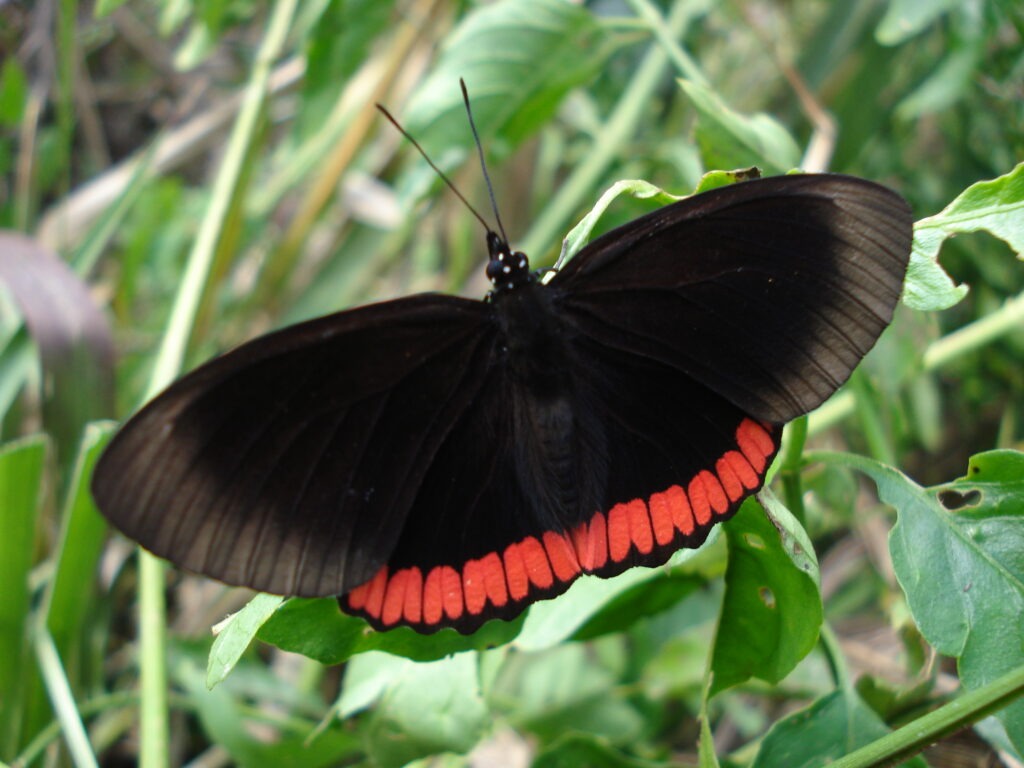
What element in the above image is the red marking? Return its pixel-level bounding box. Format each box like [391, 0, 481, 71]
[381, 569, 410, 626]
[423, 567, 444, 625]
[479, 552, 508, 608]
[607, 503, 632, 562]
[520, 536, 554, 589]
[665, 484, 694, 535]
[716, 456, 744, 501]
[573, 512, 609, 571]
[346, 581, 369, 610]
[626, 499, 654, 554]
[503, 544, 529, 600]
[440, 566, 463, 620]
[365, 566, 388, 619]
[543, 531, 581, 582]
[403, 567, 423, 624]
[736, 419, 774, 472]
[462, 559, 488, 615]
[722, 450, 759, 490]
[688, 474, 712, 525]
[648, 490, 676, 545]
[699, 470, 729, 515]
[342, 419, 782, 631]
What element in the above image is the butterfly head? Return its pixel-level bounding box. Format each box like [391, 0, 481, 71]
[485, 230, 534, 295]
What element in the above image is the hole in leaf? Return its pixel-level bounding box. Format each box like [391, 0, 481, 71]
[758, 586, 776, 609]
[937, 488, 982, 510]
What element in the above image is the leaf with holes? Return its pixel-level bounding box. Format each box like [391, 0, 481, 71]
[710, 491, 822, 695]
[835, 450, 1024, 753]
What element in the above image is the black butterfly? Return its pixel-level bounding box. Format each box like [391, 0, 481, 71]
[92, 172, 912, 634]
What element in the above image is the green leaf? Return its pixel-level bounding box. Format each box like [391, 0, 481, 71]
[94, 0, 131, 17]
[0, 59, 27, 127]
[206, 593, 285, 689]
[709, 492, 822, 695]
[698, 676, 721, 768]
[257, 597, 523, 664]
[678, 79, 801, 174]
[518, 558, 706, 650]
[829, 450, 1024, 753]
[45, 423, 115, 658]
[0, 434, 48, 757]
[357, 653, 489, 768]
[294, 0, 392, 140]
[558, 169, 759, 267]
[559, 179, 684, 266]
[876, 0, 960, 45]
[753, 689, 927, 768]
[488, 643, 643, 743]
[906, 163, 1024, 310]
[175, 653, 361, 768]
[403, 0, 611, 156]
[534, 734, 671, 767]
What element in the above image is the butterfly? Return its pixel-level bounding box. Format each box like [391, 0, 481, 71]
[91, 168, 912, 635]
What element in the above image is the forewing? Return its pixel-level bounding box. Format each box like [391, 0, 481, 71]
[92, 294, 496, 597]
[551, 174, 913, 422]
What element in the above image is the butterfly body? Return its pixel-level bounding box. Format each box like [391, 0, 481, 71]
[93, 174, 912, 633]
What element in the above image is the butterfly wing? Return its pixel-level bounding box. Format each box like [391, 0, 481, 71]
[92, 294, 496, 597]
[550, 174, 913, 422]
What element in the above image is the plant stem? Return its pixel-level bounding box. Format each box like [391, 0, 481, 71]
[831, 664, 1024, 768]
[134, 4, 299, 766]
[33, 626, 98, 768]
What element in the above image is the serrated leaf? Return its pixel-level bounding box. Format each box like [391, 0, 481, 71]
[906, 163, 1024, 310]
[709, 492, 822, 695]
[834, 450, 1024, 753]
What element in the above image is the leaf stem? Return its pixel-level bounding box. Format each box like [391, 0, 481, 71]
[830, 664, 1024, 768]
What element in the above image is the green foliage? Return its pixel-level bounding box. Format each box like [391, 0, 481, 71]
[1, 0, 1022, 766]
[710, 492, 821, 695]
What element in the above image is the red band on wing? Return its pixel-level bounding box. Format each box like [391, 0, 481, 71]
[342, 418, 779, 633]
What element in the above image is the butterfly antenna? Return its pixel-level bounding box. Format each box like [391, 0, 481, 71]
[460, 78, 511, 245]
[375, 103, 493, 234]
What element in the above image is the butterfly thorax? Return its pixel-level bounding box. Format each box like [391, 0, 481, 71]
[490, 275, 608, 529]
